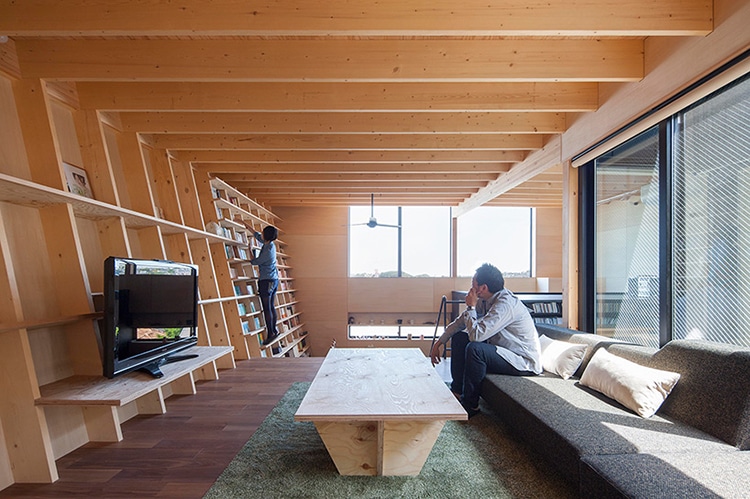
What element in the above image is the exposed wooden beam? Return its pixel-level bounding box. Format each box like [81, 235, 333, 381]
[151, 133, 547, 150]
[0, 0, 712, 36]
[196, 162, 514, 174]
[242, 185, 483, 193]
[15, 38, 644, 81]
[120, 111, 566, 134]
[78, 82, 598, 112]
[455, 135, 563, 215]
[221, 173, 496, 182]
[178, 149, 529, 163]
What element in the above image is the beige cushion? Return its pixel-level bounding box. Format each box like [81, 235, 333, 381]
[539, 335, 588, 379]
[580, 348, 680, 418]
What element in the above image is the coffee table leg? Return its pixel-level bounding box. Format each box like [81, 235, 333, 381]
[381, 420, 445, 476]
[314, 421, 379, 475]
[314, 419, 446, 476]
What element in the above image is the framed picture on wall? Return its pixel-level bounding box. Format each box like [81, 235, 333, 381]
[62, 162, 94, 199]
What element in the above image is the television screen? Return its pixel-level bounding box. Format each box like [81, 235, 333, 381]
[102, 257, 199, 378]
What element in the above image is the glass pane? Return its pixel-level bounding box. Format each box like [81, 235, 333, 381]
[595, 126, 660, 347]
[457, 207, 533, 277]
[401, 206, 451, 277]
[672, 76, 750, 347]
[348, 206, 399, 277]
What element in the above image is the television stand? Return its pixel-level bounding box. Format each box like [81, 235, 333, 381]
[140, 353, 201, 378]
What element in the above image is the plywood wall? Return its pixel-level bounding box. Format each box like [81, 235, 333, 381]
[275, 205, 562, 356]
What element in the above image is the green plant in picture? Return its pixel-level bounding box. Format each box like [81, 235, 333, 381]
[161, 328, 184, 339]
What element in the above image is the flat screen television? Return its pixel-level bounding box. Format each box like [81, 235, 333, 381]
[102, 256, 199, 378]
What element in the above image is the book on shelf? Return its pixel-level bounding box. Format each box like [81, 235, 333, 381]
[235, 231, 248, 244]
[237, 302, 247, 315]
[228, 196, 240, 207]
[234, 284, 243, 296]
[242, 321, 250, 333]
[213, 188, 227, 200]
[249, 301, 256, 312]
[225, 244, 234, 259]
[253, 317, 261, 329]
[229, 267, 238, 279]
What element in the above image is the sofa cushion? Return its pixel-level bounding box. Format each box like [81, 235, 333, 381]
[539, 334, 588, 379]
[580, 348, 680, 418]
[535, 323, 629, 377]
[580, 451, 750, 499]
[609, 340, 750, 450]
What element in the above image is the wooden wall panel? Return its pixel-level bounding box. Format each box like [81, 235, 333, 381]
[0, 421, 11, 490]
[535, 207, 563, 278]
[73, 109, 119, 206]
[275, 205, 564, 356]
[0, 77, 30, 179]
[101, 124, 131, 209]
[48, 101, 83, 168]
[11, 79, 65, 189]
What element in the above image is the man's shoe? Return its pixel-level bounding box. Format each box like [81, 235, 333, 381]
[461, 401, 480, 418]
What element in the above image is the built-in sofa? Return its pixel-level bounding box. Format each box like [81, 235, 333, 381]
[480, 323, 750, 498]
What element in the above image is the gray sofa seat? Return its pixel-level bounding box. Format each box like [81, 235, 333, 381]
[580, 451, 750, 499]
[479, 323, 750, 497]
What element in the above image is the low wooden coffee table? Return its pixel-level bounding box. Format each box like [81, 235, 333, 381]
[294, 348, 467, 476]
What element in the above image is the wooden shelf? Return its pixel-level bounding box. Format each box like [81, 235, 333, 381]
[0, 172, 227, 243]
[36, 346, 233, 407]
[0, 312, 103, 335]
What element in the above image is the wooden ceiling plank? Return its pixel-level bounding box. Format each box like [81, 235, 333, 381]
[1, 0, 712, 36]
[16, 39, 643, 81]
[120, 111, 566, 134]
[78, 81, 598, 112]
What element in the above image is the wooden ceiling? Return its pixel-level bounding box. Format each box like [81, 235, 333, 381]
[0, 1, 713, 211]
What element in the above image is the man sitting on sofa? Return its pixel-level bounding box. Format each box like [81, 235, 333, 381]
[430, 263, 543, 417]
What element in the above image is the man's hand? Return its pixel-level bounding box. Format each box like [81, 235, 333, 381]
[430, 341, 443, 366]
[465, 287, 478, 308]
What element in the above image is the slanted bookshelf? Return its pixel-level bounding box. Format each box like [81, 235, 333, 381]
[200, 176, 309, 359]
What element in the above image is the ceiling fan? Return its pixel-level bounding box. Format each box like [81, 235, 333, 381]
[350, 194, 401, 229]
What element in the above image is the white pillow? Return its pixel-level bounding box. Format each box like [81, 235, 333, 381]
[580, 348, 680, 418]
[538, 335, 588, 380]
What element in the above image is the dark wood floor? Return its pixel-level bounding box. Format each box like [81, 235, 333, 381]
[1, 357, 324, 498]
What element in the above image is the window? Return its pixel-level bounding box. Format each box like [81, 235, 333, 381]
[672, 76, 750, 347]
[456, 207, 534, 278]
[348, 206, 450, 277]
[595, 127, 661, 348]
[587, 72, 750, 348]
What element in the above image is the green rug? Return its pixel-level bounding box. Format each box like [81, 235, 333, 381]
[204, 382, 574, 499]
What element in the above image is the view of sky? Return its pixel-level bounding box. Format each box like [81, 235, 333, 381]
[349, 206, 534, 277]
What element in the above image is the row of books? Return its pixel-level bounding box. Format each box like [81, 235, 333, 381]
[529, 301, 561, 314]
[212, 187, 242, 207]
[234, 282, 255, 296]
[237, 301, 258, 316]
[225, 244, 250, 260]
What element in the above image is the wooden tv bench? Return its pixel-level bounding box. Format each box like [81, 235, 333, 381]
[295, 348, 467, 476]
[35, 345, 234, 442]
